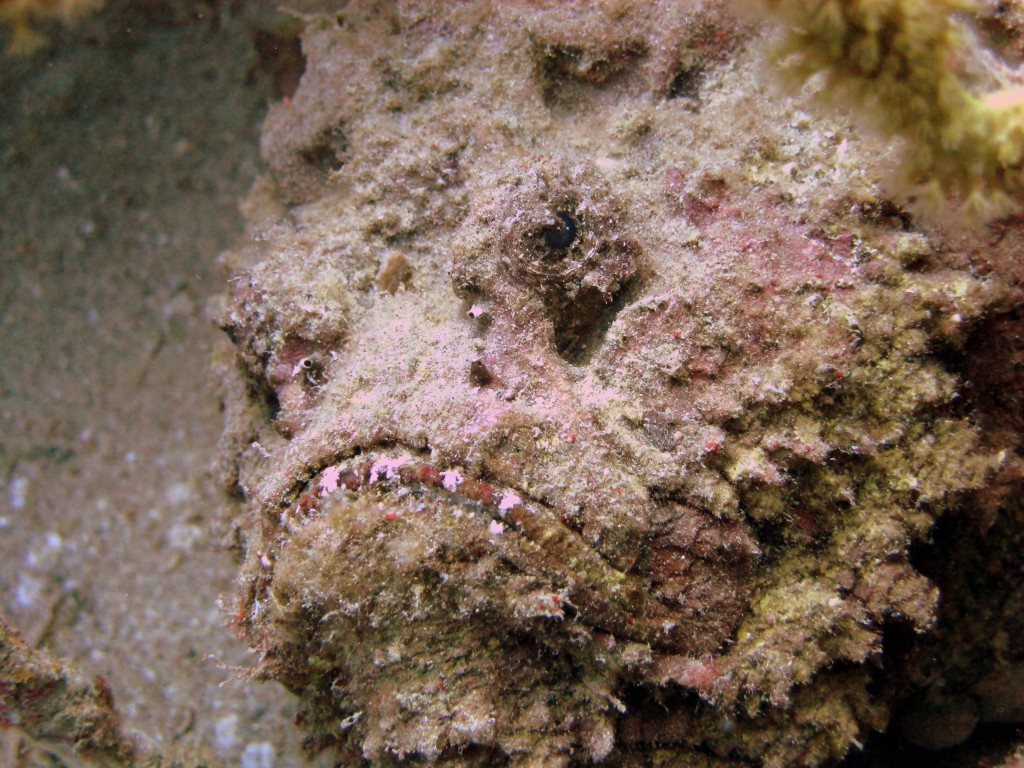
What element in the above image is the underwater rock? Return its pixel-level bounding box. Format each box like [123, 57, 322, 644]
[214, 1, 1024, 766]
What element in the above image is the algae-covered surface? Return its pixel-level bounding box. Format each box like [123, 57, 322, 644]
[2, 0, 1024, 766]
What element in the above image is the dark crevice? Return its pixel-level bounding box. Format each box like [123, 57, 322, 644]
[469, 359, 495, 387]
[944, 308, 1024, 437]
[843, 722, 1024, 768]
[853, 198, 914, 230]
[552, 274, 644, 365]
[250, 28, 305, 99]
[300, 124, 348, 175]
[533, 39, 648, 110]
[666, 62, 707, 101]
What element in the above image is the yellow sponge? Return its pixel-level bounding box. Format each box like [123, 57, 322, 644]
[744, 0, 1024, 221]
[1, 0, 106, 55]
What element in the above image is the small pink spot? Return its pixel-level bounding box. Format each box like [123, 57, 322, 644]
[320, 465, 342, 494]
[986, 85, 1024, 108]
[489, 520, 505, 535]
[440, 469, 463, 491]
[674, 656, 721, 692]
[499, 492, 521, 511]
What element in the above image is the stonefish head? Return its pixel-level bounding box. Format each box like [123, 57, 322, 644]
[214, 2, 1022, 766]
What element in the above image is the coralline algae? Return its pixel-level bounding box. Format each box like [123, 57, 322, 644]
[214, 2, 1024, 765]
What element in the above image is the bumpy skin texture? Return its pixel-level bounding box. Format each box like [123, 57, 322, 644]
[215, 1, 1024, 766]
[0, 613, 136, 767]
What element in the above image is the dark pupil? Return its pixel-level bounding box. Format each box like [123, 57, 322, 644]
[542, 211, 577, 250]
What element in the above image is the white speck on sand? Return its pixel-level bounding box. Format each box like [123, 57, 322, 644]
[15, 574, 44, 607]
[214, 713, 239, 750]
[241, 742, 276, 768]
[165, 481, 192, 506]
[8, 476, 28, 510]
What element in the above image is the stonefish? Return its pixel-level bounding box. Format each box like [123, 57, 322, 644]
[214, 1, 1024, 765]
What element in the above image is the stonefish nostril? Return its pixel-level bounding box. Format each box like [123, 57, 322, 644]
[212, 2, 1022, 766]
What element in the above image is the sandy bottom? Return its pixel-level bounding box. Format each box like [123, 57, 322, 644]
[0, 2, 311, 765]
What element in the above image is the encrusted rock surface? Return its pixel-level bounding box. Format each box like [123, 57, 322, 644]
[213, 2, 1024, 765]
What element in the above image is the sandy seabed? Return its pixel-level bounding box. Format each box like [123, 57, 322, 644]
[0, 2, 310, 764]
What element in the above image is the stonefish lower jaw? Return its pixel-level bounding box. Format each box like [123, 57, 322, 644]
[213, 2, 1023, 766]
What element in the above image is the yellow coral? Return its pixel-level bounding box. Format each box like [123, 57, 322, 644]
[743, 0, 1024, 221]
[0, 0, 106, 55]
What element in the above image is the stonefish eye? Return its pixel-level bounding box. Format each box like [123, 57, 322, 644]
[542, 210, 578, 250]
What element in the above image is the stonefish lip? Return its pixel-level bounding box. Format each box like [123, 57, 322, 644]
[254, 445, 762, 660]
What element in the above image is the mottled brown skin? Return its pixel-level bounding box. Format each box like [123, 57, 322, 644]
[215, 1, 1024, 766]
